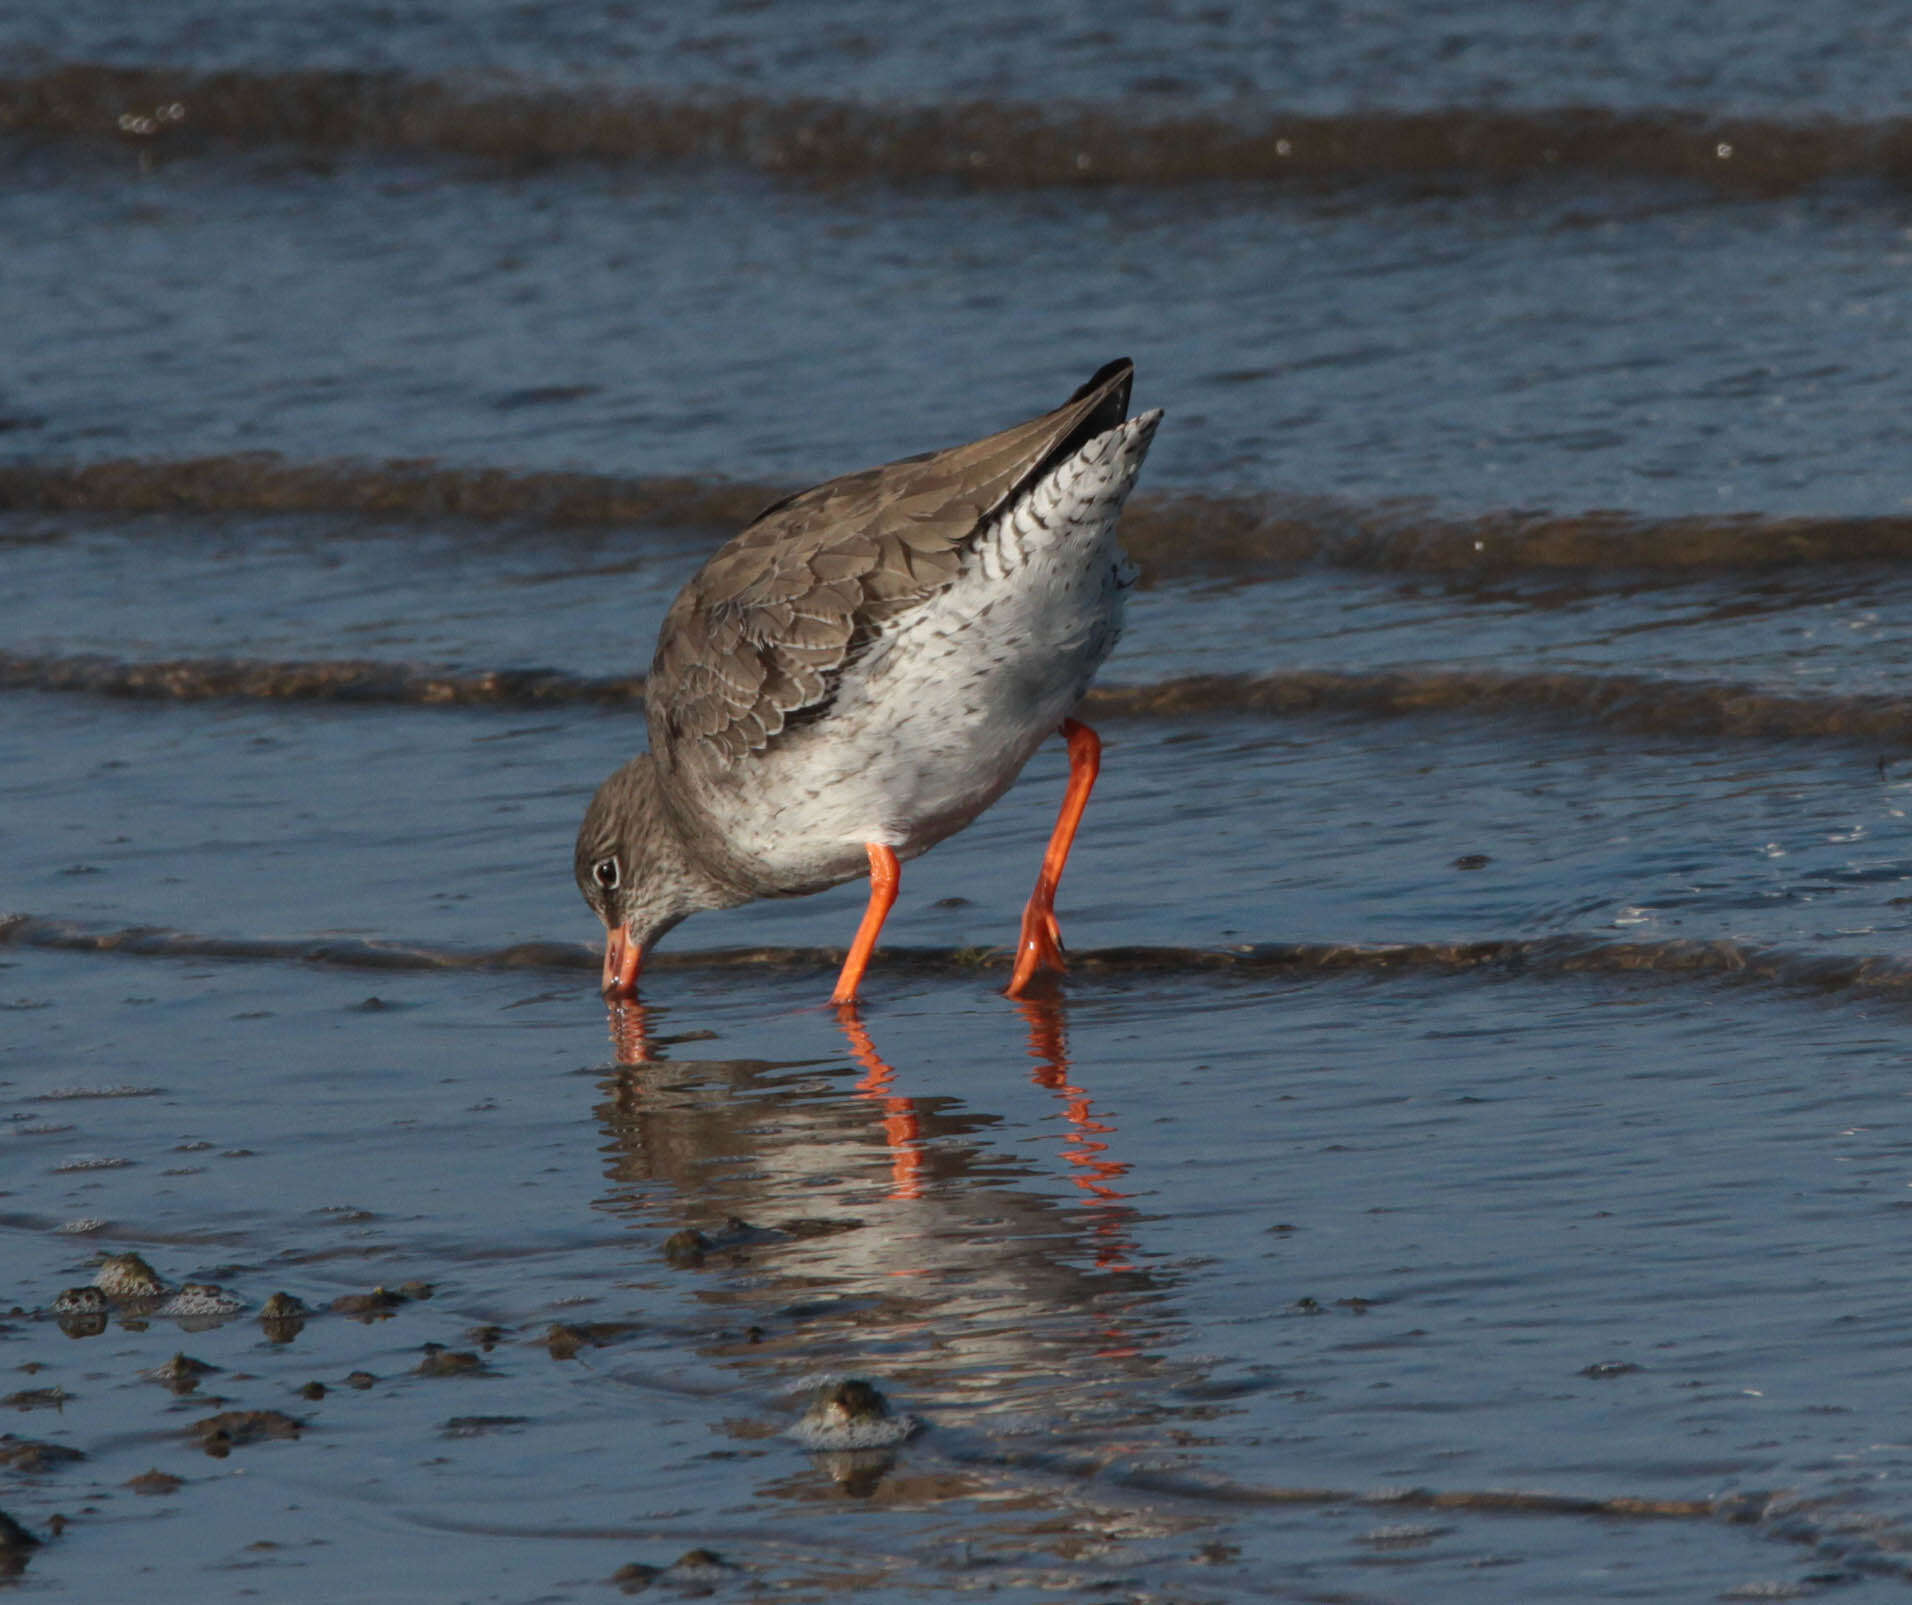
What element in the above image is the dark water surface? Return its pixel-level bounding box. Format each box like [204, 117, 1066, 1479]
[8, 3, 1912, 1601]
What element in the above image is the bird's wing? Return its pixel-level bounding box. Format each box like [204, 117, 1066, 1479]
[647, 359, 1134, 762]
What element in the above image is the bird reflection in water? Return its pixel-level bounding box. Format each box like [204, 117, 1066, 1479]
[835, 1007, 927, 1201]
[598, 986, 1156, 1402]
[602, 988, 1138, 1275]
[1018, 1000, 1136, 1276]
[607, 998, 654, 1066]
[835, 999, 1137, 1269]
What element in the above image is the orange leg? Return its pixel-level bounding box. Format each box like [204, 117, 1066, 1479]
[1007, 718, 1101, 998]
[832, 843, 900, 1005]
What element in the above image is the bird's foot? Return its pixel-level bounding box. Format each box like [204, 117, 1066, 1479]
[1006, 900, 1067, 997]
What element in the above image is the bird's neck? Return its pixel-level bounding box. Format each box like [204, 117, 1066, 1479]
[635, 753, 757, 913]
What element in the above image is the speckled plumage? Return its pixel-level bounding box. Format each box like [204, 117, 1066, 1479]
[576, 359, 1162, 994]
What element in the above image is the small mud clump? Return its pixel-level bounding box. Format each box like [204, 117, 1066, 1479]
[610, 1560, 660, 1593]
[145, 1353, 217, 1395]
[49, 1287, 108, 1337]
[191, 1410, 303, 1458]
[414, 1345, 483, 1378]
[791, 1379, 922, 1450]
[543, 1321, 640, 1361]
[157, 1283, 244, 1319]
[662, 1229, 712, 1268]
[259, 1292, 310, 1343]
[612, 1549, 740, 1595]
[126, 1468, 183, 1496]
[93, 1252, 167, 1300]
[332, 1285, 428, 1320]
[0, 1436, 85, 1473]
[1, 1388, 69, 1412]
[664, 1217, 772, 1269]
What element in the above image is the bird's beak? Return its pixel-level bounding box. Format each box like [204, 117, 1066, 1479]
[601, 922, 643, 998]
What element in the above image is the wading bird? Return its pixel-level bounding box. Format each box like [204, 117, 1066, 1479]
[576, 359, 1161, 1005]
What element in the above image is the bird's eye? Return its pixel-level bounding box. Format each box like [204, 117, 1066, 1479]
[592, 856, 621, 892]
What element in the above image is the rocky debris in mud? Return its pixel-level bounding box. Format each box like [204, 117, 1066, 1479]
[790, 1379, 922, 1451]
[53, 1258, 248, 1327]
[145, 1352, 218, 1394]
[0, 1509, 38, 1580]
[125, 1469, 183, 1496]
[0, 1436, 84, 1473]
[191, 1410, 303, 1457]
[298, 1381, 326, 1401]
[414, 1344, 484, 1378]
[465, 1324, 508, 1351]
[542, 1321, 642, 1360]
[344, 1371, 377, 1390]
[612, 1548, 741, 1595]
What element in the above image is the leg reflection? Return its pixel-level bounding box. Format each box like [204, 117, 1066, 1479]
[1019, 998, 1136, 1274]
[834, 1006, 926, 1201]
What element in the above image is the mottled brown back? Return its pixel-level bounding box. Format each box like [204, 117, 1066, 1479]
[647, 360, 1135, 763]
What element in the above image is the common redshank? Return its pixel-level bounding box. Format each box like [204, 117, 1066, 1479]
[575, 358, 1162, 1004]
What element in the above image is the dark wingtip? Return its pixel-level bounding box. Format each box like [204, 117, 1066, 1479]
[1059, 359, 1134, 448]
[1067, 358, 1134, 410]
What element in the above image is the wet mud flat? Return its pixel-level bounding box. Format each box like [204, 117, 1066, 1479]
[9, 949, 1912, 1601]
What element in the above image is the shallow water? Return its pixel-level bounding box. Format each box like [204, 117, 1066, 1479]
[11, 956, 1912, 1600]
[8, 3, 1912, 1600]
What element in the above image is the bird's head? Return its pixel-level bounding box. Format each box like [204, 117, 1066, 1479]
[574, 755, 706, 997]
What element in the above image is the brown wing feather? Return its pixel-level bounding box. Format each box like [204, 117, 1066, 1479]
[647, 361, 1134, 763]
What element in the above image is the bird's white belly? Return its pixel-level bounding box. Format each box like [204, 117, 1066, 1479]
[692, 456, 1139, 892]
